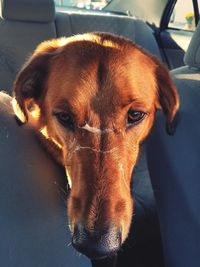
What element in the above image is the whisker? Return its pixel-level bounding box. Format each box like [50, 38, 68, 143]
[67, 241, 72, 247]
[75, 251, 83, 258]
[53, 180, 68, 196]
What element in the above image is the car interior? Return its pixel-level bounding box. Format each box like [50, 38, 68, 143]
[0, 0, 199, 266]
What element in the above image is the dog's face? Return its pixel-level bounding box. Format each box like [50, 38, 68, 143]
[12, 33, 179, 259]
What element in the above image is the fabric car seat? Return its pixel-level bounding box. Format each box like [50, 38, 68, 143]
[147, 21, 200, 267]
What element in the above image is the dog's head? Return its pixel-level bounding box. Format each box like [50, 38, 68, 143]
[12, 33, 179, 259]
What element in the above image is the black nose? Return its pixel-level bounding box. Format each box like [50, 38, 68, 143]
[72, 224, 122, 259]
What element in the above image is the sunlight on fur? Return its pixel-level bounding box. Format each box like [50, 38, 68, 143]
[40, 126, 62, 149]
[12, 97, 26, 123]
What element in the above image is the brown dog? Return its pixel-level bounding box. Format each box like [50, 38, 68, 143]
[12, 33, 179, 260]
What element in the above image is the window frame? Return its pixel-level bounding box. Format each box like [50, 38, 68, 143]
[160, 0, 199, 32]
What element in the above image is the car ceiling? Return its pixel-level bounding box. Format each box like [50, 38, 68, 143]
[105, 0, 170, 26]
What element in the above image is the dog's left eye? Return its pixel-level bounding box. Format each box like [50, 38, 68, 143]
[53, 112, 74, 130]
[127, 110, 146, 126]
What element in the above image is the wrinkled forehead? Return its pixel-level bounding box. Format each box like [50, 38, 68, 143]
[46, 40, 157, 114]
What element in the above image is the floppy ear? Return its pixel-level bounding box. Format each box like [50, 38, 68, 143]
[155, 62, 179, 135]
[12, 38, 65, 124]
[12, 53, 51, 124]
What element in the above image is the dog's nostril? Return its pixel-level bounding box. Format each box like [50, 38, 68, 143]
[72, 224, 121, 260]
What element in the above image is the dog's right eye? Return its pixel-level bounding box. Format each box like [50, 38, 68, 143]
[53, 112, 74, 130]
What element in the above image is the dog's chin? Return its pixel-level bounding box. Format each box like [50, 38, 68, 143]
[71, 243, 118, 261]
[90, 252, 117, 261]
[77, 246, 119, 261]
[77, 249, 118, 261]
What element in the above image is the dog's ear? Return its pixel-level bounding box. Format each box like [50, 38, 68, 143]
[12, 39, 65, 124]
[155, 61, 179, 135]
[12, 53, 50, 124]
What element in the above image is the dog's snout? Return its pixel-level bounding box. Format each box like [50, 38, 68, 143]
[72, 223, 122, 259]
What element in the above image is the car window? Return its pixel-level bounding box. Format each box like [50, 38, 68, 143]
[54, 0, 110, 10]
[169, 0, 200, 32]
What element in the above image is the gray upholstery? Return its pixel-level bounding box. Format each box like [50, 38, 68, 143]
[146, 19, 200, 266]
[55, 12, 162, 59]
[0, 0, 162, 93]
[184, 21, 200, 69]
[0, 92, 90, 267]
[0, 0, 56, 92]
[146, 65, 200, 267]
[0, 0, 55, 22]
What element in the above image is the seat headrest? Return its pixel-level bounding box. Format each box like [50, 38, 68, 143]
[184, 21, 200, 69]
[0, 0, 55, 23]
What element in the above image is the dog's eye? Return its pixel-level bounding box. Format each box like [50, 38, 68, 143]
[127, 110, 146, 126]
[54, 112, 74, 130]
